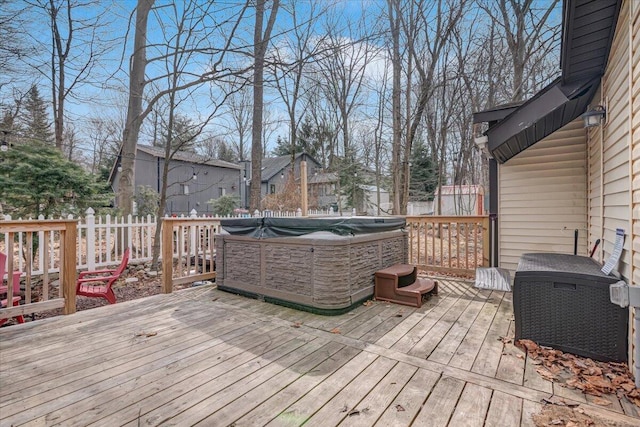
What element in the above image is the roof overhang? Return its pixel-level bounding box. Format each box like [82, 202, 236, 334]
[560, 0, 621, 83]
[485, 75, 599, 163]
[474, 0, 621, 164]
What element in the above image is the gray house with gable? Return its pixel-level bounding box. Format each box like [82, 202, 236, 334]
[110, 145, 243, 216]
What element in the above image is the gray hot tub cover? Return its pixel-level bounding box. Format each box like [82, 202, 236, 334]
[220, 217, 406, 238]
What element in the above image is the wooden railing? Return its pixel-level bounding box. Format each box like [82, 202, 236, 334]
[161, 217, 218, 293]
[405, 216, 490, 277]
[0, 220, 77, 321]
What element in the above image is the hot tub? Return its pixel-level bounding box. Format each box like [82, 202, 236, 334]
[215, 217, 407, 314]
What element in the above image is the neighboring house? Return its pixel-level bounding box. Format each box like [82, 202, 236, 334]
[260, 153, 322, 198]
[475, 0, 636, 360]
[110, 145, 243, 216]
[433, 185, 485, 216]
[308, 172, 338, 209]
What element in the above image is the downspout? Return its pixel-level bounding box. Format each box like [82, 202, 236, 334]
[489, 158, 499, 267]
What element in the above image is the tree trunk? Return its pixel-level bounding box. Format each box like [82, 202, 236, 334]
[118, 0, 154, 217]
[388, 0, 402, 215]
[250, 0, 279, 212]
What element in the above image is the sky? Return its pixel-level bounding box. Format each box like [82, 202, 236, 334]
[2, 0, 562, 163]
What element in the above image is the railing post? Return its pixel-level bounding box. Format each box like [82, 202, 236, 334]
[190, 209, 198, 262]
[63, 220, 78, 315]
[162, 217, 173, 294]
[85, 208, 96, 271]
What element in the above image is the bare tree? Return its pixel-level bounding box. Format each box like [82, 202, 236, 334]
[118, 0, 153, 216]
[386, 0, 467, 214]
[20, 0, 117, 151]
[269, 0, 327, 167]
[222, 83, 252, 161]
[118, 0, 251, 217]
[479, 0, 560, 102]
[250, 0, 280, 211]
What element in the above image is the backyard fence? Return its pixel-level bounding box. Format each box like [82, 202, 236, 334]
[405, 215, 490, 277]
[1, 207, 333, 275]
[0, 219, 77, 318]
[0, 210, 490, 320]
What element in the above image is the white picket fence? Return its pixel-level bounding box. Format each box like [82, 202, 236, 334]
[1, 207, 335, 276]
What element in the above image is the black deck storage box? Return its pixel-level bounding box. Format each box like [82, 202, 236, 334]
[514, 253, 627, 362]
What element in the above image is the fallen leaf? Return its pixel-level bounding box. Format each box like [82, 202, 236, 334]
[330, 328, 341, 334]
[550, 419, 563, 425]
[363, 300, 373, 307]
[135, 331, 157, 337]
[537, 368, 556, 381]
[515, 354, 524, 360]
[566, 421, 579, 427]
[291, 322, 302, 328]
[591, 397, 612, 406]
[211, 297, 219, 301]
[340, 405, 348, 413]
[395, 313, 403, 317]
[395, 404, 405, 412]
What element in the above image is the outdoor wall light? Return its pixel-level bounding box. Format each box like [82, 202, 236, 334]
[191, 167, 198, 181]
[0, 141, 7, 152]
[582, 105, 606, 128]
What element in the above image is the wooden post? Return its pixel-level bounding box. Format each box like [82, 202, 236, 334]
[300, 160, 308, 216]
[482, 216, 490, 267]
[162, 218, 173, 293]
[63, 220, 77, 315]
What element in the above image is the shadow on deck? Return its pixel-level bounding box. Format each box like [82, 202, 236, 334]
[0, 278, 638, 426]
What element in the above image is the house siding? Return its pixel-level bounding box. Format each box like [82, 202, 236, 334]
[498, 119, 588, 273]
[629, 0, 639, 373]
[587, 88, 603, 264]
[601, 0, 631, 281]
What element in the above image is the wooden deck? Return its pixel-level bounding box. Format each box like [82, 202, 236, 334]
[1, 278, 638, 426]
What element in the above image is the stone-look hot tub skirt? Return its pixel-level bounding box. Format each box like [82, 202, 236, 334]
[215, 228, 408, 314]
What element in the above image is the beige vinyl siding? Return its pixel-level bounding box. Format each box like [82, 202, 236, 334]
[633, 0, 640, 287]
[602, 0, 631, 281]
[498, 119, 587, 273]
[587, 87, 603, 264]
[630, 0, 639, 368]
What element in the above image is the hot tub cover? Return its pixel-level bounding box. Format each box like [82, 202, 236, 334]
[220, 217, 406, 238]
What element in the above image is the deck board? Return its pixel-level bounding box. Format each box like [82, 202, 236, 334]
[1, 280, 638, 427]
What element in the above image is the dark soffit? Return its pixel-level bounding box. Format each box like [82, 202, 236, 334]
[561, 0, 621, 83]
[485, 75, 600, 164]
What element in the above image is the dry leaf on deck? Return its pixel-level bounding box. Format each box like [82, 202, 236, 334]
[330, 328, 341, 334]
[363, 300, 373, 307]
[550, 419, 563, 425]
[591, 397, 612, 406]
[291, 322, 302, 328]
[536, 368, 557, 381]
[395, 404, 405, 412]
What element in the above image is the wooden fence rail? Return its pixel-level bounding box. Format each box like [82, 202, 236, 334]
[0, 220, 77, 322]
[405, 216, 490, 276]
[161, 217, 218, 294]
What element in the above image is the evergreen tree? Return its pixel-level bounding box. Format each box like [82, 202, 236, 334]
[410, 141, 438, 201]
[0, 141, 109, 218]
[21, 85, 53, 145]
[160, 114, 199, 153]
[216, 140, 237, 162]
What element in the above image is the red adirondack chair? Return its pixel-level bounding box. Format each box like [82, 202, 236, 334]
[0, 252, 24, 326]
[76, 248, 130, 304]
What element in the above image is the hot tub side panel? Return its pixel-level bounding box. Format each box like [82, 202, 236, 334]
[216, 230, 407, 313]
